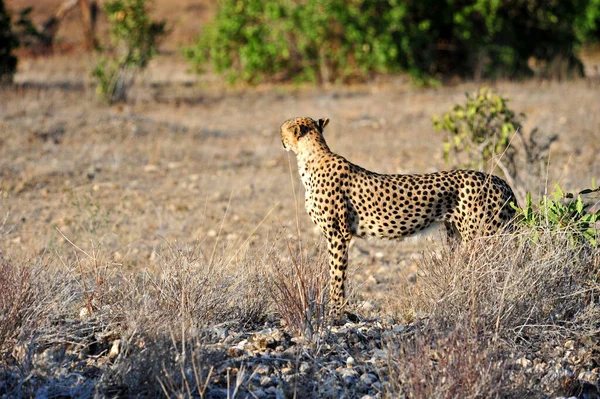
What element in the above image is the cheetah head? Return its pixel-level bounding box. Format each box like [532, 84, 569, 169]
[281, 117, 330, 153]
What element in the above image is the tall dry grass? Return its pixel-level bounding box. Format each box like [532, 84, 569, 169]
[268, 236, 329, 342]
[386, 226, 600, 397]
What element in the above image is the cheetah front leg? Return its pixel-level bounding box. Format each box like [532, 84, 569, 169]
[326, 230, 349, 321]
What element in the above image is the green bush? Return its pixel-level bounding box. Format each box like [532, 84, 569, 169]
[0, 0, 18, 85]
[576, 0, 600, 43]
[433, 88, 561, 201]
[93, 0, 165, 103]
[514, 183, 600, 246]
[183, 0, 413, 84]
[433, 88, 522, 173]
[185, 0, 594, 84]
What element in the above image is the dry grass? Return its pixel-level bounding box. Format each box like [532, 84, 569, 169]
[384, 226, 600, 397]
[0, 256, 39, 353]
[268, 236, 329, 342]
[111, 243, 269, 335]
[388, 319, 507, 399]
[2, 67, 600, 396]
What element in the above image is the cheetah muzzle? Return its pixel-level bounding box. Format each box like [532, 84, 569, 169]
[281, 116, 517, 322]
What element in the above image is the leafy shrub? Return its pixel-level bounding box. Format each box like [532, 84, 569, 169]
[576, 0, 600, 43]
[184, 0, 410, 84]
[515, 183, 600, 246]
[185, 0, 593, 84]
[93, 0, 165, 103]
[433, 87, 559, 201]
[433, 88, 522, 172]
[0, 0, 18, 85]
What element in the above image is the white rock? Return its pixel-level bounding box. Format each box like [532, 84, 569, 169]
[108, 339, 120, 360]
[299, 362, 311, 374]
[360, 373, 377, 385]
[346, 356, 356, 367]
[516, 357, 532, 368]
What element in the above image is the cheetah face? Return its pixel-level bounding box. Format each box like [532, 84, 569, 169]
[281, 117, 329, 153]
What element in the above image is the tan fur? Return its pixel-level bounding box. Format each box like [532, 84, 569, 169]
[281, 117, 517, 320]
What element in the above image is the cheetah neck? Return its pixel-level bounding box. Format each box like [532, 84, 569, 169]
[295, 141, 332, 191]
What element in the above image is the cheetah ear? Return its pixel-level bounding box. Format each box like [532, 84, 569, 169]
[317, 118, 329, 132]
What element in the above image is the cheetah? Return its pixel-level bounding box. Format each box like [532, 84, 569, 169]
[281, 116, 517, 320]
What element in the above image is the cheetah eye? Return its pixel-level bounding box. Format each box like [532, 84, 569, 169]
[295, 125, 310, 138]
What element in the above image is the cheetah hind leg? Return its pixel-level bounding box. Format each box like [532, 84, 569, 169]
[444, 221, 462, 247]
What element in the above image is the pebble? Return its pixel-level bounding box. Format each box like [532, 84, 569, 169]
[360, 373, 377, 385]
[339, 367, 358, 385]
[108, 340, 120, 360]
[299, 362, 311, 374]
[260, 375, 274, 387]
[264, 386, 284, 399]
[346, 356, 356, 367]
[516, 357, 533, 368]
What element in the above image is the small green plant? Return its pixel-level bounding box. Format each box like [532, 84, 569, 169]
[93, 0, 165, 103]
[0, 0, 18, 85]
[433, 88, 523, 173]
[514, 182, 600, 246]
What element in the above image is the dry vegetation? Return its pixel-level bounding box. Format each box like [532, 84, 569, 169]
[1, 21, 600, 394]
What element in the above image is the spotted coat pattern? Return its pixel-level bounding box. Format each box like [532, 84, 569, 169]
[281, 117, 517, 319]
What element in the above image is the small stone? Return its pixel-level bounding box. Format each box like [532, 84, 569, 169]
[360, 373, 377, 385]
[533, 361, 547, 373]
[226, 346, 244, 357]
[578, 371, 598, 384]
[265, 386, 284, 398]
[357, 301, 375, 312]
[260, 375, 274, 386]
[213, 326, 229, 340]
[339, 367, 358, 385]
[516, 357, 532, 369]
[564, 340, 575, 350]
[407, 273, 417, 283]
[144, 164, 159, 173]
[346, 356, 356, 368]
[79, 306, 93, 319]
[255, 364, 270, 375]
[299, 362, 311, 374]
[108, 339, 120, 360]
[366, 275, 379, 285]
[392, 325, 405, 333]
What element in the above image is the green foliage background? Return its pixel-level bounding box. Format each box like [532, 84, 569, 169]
[0, 0, 17, 84]
[185, 0, 600, 84]
[93, 0, 165, 103]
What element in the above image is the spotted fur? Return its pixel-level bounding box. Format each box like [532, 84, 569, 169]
[281, 117, 517, 320]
